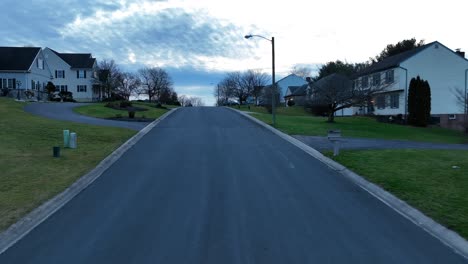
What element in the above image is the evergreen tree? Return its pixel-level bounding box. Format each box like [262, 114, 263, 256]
[408, 76, 431, 127]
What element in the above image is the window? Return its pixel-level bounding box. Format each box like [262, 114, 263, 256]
[7, 79, 14, 88]
[55, 70, 65, 78]
[2, 79, 6, 88]
[449, 114, 457, 120]
[372, 73, 381, 86]
[77, 70, 86, 79]
[362, 76, 369, 88]
[57, 85, 68, 92]
[390, 93, 399, 108]
[385, 70, 394, 83]
[37, 58, 44, 69]
[77, 85, 87, 92]
[376, 95, 386, 109]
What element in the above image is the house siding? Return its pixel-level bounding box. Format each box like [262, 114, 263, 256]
[43, 48, 97, 102]
[400, 43, 468, 115]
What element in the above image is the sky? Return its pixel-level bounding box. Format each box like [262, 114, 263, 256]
[2, 0, 468, 105]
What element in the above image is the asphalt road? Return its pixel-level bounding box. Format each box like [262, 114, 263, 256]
[1, 107, 466, 263]
[24, 102, 149, 130]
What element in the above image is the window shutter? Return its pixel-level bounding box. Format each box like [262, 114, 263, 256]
[55, 70, 57, 78]
[77, 71, 79, 78]
[84, 71, 87, 79]
[63, 71, 65, 79]
[13, 79, 16, 89]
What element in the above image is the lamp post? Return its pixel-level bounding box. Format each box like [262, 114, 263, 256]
[245, 34, 276, 126]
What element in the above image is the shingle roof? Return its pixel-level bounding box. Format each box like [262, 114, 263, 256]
[0, 47, 41, 71]
[354, 41, 436, 77]
[285, 85, 308, 98]
[50, 49, 96, 68]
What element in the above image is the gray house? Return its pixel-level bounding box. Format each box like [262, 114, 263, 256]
[0, 47, 52, 99]
[284, 85, 307, 106]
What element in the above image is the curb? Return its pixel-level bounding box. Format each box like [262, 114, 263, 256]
[227, 107, 468, 260]
[0, 108, 178, 255]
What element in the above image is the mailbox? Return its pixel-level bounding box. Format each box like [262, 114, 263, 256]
[327, 130, 341, 140]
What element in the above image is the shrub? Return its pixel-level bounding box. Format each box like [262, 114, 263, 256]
[24, 90, 35, 99]
[287, 100, 295, 107]
[58, 91, 74, 102]
[304, 103, 329, 116]
[128, 111, 135, 118]
[115, 114, 122, 118]
[120, 101, 132, 108]
[1, 88, 10, 96]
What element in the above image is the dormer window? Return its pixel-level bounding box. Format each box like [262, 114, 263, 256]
[37, 58, 44, 69]
[385, 70, 394, 83]
[372, 73, 381, 86]
[362, 76, 369, 88]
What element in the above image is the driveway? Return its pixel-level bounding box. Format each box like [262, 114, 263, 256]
[1, 107, 465, 263]
[24, 102, 150, 130]
[294, 135, 468, 151]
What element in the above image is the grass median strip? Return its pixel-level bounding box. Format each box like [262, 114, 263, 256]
[74, 102, 169, 119]
[327, 149, 468, 240]
[0, 98, 135, 232]
[239, 106, 467, 144]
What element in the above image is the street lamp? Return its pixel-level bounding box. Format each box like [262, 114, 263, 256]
[244, 34, 276, 126]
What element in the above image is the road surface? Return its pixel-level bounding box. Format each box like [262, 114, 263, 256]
[1, 107, 465, 263]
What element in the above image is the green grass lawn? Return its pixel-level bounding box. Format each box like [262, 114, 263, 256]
[328, 149, 468, 239]
[74, 102, 171, 119]
[238, 106, 468, 144]
[0, 98, 135, 231]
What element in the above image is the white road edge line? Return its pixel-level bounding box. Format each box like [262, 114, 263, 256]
[0, 108, 179, 255]
[228, 107, 468, 260]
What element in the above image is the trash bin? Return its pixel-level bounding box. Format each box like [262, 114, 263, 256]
[53, 146, 60, 157]
[69, 132, 77, 149]
[63, 130, 70, 148]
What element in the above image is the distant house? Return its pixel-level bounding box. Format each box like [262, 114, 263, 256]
[284, 85, 307, 106]
[0, 47, 52, 99]
[351, 41, 468, 130]
[275, 74, 307, 103]
[43, 47, 98, 102]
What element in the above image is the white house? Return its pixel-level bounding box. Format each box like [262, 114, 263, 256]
[43, 47, 98, 102]
[0, 47, 53, 99]
[275, 74, 307, 103]
[351, 41, 468, 130]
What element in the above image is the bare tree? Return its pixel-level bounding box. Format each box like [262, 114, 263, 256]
[96, 59, 121, 99]
[290, 64, 312, 79]
[115, 72, 140, 100]
[178, 95, 205, 107]
[190, 96, 205, 107]
[215, 70, 269, 106]
[239, 69, 269, 105]
[138, 67, 173, 102]
[306, 73, 389, 122]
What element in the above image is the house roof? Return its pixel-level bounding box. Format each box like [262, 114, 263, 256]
[50, 48, 96, 68]
[0, 47, 41, 71]
[354, 41, 436, 77]
[312, 73, 351, 89]
[286, 85, 307, 97]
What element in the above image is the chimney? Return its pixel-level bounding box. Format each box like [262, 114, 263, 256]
[455, 48, 465, 58]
